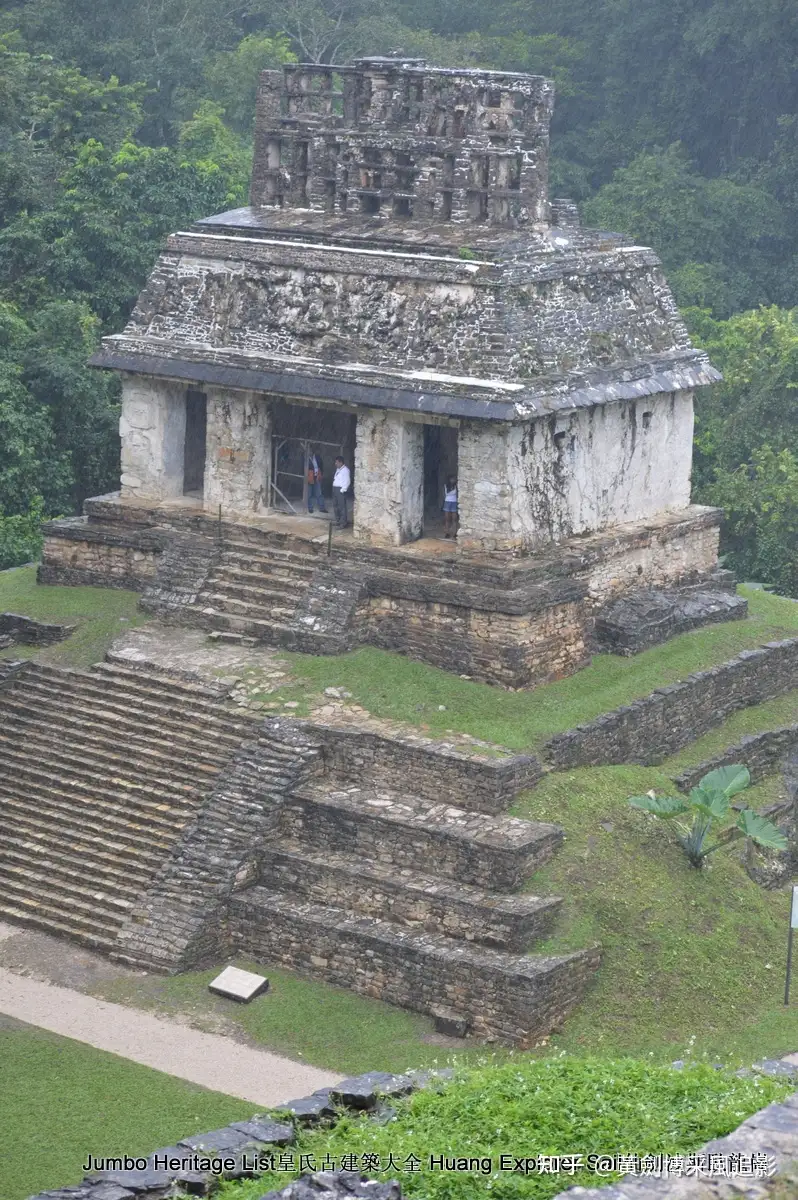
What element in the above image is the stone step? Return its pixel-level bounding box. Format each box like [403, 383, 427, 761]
[0, 731, 206, 801]
[200, 610, 344, 654]
[281, 784, 563, 891]
[23, 661, 257, 733]
[0, 897, 120, 950]
[1, 834, 153, 892]
[221, 546, 317, 577]
[231, 887, 600, 1045]
[0, 754, 202, 823]
[259, 843, 562, 951]
[0, 690, 244, 768]
[0, 786, 186, 855]
[0, 709, 226, 785]
[204, 569, 309, 600]
[0, 860, 137, 916]
[197, 592, 298, 621]
[90, 661, 227, 701]
[7, 674, 255, 750]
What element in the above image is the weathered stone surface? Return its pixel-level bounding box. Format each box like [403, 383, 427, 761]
[545, 638, 798, 769]
[330, 1073, 415, 1110]
[594, 588, 748, 656]
[258, 1171, 402, 1200]
[277, 1090, 337, 1124]
[231, 1117, 295, 1146]
[0, 612, 75, 646]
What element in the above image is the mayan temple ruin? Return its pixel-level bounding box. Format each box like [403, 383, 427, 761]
[1, 58, 753, 1049]
[38, 55, 738, 688]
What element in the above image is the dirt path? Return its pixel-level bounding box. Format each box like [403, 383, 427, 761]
[0, 966, 340, 1106]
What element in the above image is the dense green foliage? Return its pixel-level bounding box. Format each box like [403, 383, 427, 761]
[1, 1, 798, 584]
[225, 1058, 787, 1199]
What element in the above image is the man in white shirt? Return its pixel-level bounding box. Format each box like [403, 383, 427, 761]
[332, 456, 351, 529]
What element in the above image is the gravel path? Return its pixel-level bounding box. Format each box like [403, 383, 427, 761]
[0, 966, 341, 1105]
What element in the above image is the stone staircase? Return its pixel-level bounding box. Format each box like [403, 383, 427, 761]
[230, 757, 601, 1045]
[180, 540, 340, 648]
[0, 660, 257, 951]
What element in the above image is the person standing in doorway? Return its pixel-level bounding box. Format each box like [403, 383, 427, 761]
[443, 475, 458, 539]
[332, 455, 351, 529]
[307, 450, 326, 514]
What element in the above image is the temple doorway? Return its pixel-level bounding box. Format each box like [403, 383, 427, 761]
[183, 389, 207, 496]
[270, 400, 356, 513]
[422, 423, 458, 536]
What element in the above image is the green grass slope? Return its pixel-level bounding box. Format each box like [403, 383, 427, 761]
[0, 1022, 253, 1200]
[287, 587, 798, 749]
[222, 1057, 788, 1200]
[519, 764, 798, 1065]
[0, 565, 146, 668]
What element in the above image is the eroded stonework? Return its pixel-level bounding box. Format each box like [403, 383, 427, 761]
[37, 55, 732, 685]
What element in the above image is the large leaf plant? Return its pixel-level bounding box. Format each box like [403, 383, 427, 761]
[629, 765, 788, 869]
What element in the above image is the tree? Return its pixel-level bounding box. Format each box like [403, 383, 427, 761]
[583, 145, 786, 317]
[629, 766, 787, 869]
[204, 34, 296, 135]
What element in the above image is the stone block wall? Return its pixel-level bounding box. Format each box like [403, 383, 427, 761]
[357, 592, 589, 688]
[353, 411, 424, 547]
[545, 638, 798, 769]
[303, 723, 543, 814]
[673, 727, 798, 792]
[38, 517, 162, 591]
[119, 374, 189, 502]
[0, 613, 73, 646]
[231, 889, 600, 1046]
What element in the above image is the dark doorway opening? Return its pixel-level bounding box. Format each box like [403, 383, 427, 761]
[270, 400, 356, 513]
[423, 424, 458, 536]
[183, 389, 207, 495]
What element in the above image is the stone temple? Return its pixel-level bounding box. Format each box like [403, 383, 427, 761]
[41, 56, 738, 687]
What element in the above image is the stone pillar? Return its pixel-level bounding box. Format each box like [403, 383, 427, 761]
[457, 421, 536, 551]
[119, 374, 187, 502]
[204, 389, 271, 517]
[353, 411, 424, 546]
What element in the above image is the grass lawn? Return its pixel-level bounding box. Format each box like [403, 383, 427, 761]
[92, 963, 459, 1077]
[0, 565, 146, 669]
[518, 763, 798, 1066]
[286, 587, 798, 750]
[222, 1057, 789, 1200]
[0, 1021, 253, 1200]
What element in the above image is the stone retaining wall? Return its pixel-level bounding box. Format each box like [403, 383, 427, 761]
[0, 613, 74, 646]
[231, 889, 600, 1046]
[301, 722, 543, 815]
[39, 516, 162, 591]
[673, 727, 798, 793]
[545, 639, 798, 768]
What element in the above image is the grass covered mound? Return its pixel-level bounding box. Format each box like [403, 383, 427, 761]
[0, 564, 146, 668]
[222, 1057, 788, 1200]
[1, 1022, 253, 1200]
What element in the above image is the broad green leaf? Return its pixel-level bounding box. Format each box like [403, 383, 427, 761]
[736, 808, 789, 851]
[699, 764, 750, 799]
[688, 785, 730, 821]
[629, 794, 689, 817]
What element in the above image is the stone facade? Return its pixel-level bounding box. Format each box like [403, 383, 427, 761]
[40, 498, 726, 687]
[84, 56, 719, 559]
[545, 638, 798, 769]
[204, 388, 271, 515]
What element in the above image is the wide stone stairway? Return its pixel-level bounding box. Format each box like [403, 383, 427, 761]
[230, 743, 601, 1045]
[0, 660, 257, 951]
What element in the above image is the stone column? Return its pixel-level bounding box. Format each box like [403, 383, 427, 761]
[457, 420, 536, 551]
[119, 374, 187, 502]
[353, 410, 424, 546]
[204, 389, 271, 517]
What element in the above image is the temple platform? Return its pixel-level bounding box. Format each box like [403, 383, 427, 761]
[36, 494, 738, 689]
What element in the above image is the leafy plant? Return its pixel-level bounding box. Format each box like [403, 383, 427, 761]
[629, 764, 788, 868]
